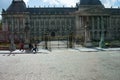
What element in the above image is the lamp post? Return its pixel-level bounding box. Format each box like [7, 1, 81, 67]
[44, 33, 48, 49]
[99, 32, 105, 48]
[69, 32, 73, 48]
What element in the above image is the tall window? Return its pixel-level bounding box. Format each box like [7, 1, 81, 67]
[94, 17, 98, 29]
[103, 17, 107, 30]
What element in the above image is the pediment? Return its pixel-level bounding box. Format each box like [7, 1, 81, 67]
[76, 7, 110, 15]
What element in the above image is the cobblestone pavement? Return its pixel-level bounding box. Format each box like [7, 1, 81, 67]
[0, 50, 120, 80]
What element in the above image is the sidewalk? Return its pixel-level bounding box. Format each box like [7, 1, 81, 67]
[0, 47, 120, 54]
[75, 47, 120, 52]
[0, 49, 51, 54]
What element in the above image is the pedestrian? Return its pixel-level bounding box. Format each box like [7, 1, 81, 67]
[32, 43, 37, 53]
[35, 42, 38, 51]
[9, 40, 16, 55]
[19, 42, 24, 52]
[29, 43, 33, 51]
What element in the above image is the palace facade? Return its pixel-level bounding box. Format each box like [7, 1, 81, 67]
[1, 0, 120, 43]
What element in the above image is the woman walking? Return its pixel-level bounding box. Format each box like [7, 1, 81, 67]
[19, 42, 24, 52]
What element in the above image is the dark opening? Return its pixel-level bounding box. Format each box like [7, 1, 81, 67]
[51, 32, 55, 37]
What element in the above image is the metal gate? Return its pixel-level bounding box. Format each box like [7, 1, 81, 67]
[37, 34, 75, 50]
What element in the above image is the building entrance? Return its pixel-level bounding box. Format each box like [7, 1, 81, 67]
[51, 32, 55, 37]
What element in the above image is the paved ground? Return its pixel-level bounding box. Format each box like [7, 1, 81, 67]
[0, 49, 120, 80]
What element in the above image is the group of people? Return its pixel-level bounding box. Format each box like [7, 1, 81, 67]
[9, 41, 38, 53]
[19, 42, 38, 53]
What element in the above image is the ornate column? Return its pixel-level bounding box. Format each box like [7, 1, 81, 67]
[75, 16, 79, 37]
[24, 22, 30, 44]
[92, 16, 95, 39]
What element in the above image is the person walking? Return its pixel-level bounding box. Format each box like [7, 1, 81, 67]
[9, 40, 16, 55]
[19, 42, 24, 52]
[35, 42, 38, 51]
[29, 43, 33, 51]
[32, 43, 37, 53]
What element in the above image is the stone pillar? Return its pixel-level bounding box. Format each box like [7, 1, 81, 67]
[75, 16, 79, 37]
[84, 16, 92, 47]
[108, 16, 110, 39]
[92, 16, 95, 39]
[108, 16, 111, 39]
[80, 16, 84, 35]
[101, 16, 104, 38]
[24, 22, 30, 44]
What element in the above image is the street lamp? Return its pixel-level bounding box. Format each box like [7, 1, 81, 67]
[99, 16, 105, 48]
[99, 31, 105, 48]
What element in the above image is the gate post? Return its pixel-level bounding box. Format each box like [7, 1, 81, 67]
[69, 32, 73, 48]
[45, 33, 48, 49]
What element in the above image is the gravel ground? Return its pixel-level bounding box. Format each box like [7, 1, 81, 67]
[0, 50, 120, 80]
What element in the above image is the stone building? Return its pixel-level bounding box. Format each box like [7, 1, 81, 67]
[1, 0, 120, 43]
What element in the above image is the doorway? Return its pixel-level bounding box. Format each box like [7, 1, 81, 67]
[51, 32, 55, 37]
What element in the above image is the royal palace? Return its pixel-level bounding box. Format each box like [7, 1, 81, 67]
[1, 0, 120, 45]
